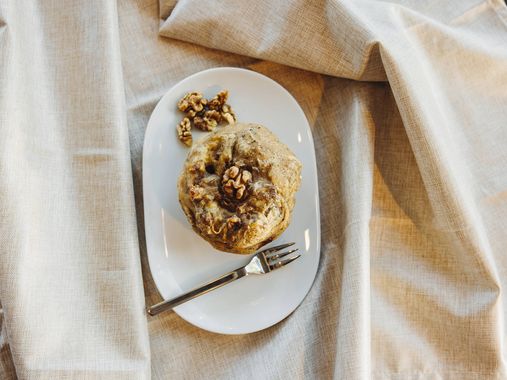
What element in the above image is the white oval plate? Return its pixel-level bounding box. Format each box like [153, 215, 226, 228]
[143, 67, 320, 334]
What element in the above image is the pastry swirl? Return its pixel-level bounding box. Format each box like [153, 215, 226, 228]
[178, 123, 302, 254]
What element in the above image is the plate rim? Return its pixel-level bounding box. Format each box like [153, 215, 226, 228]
[142, 66, 321, 334]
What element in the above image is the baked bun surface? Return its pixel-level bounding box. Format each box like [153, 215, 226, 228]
[178, 123, 302, 254]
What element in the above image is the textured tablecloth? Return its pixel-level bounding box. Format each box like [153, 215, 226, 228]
[1, 0, 507, 379]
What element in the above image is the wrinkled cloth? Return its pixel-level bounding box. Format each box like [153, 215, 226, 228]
[2, 0, 507, 379]
[0, 1, 150, 379]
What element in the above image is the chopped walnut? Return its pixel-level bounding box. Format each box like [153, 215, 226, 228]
[194, 115, 217, 131]
[211, 215, 242, 240]
[177, 92, 207, 114]
[221, 104, 236, 125]
[222, 165, 252, 200]
[208, 90, 228, 111]
[177, 117, 192, 146]
[189, 185, 205, 201]
[205, 109, 222, 123]
[207, 90, 235, 125]
[227, 215, 241, 226]
[225, 215, 241, 234]
[175, 89, 237, 147]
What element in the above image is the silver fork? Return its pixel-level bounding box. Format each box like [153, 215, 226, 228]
[147, 242, 300, 316]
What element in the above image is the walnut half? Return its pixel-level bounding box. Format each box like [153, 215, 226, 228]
[208, 90, 236, 125]
[194, 109, 222, 131]
[208, 90, 228, 111]
[221, 103, 236, 125]
[177, 92, 207, 114]
[177, 117, 192, 146]
[222, 165, 252, 200]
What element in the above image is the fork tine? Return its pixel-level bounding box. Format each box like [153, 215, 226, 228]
[270, 253, 302, 270]
[268, 248, 299, 262]
[261, 242, 295, 257]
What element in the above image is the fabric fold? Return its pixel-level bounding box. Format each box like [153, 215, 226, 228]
[152, 0, 507, 378]
[0, 1, 150, 378]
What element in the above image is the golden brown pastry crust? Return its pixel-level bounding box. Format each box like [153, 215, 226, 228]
[178, 123, 302, 254]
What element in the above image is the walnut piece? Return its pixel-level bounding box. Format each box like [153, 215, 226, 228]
[194, 115, 217, 131]
[189, 185, 205, 201]
[225, 215, 241, 235]
[208, 90, 228, 111]
[205, 109, 222, 123]
[208, 90, 236, 125]
[226, 215, 241, 227]
[177, 92, 207, 114]
[222, 165, 252, 200]
[221, 103, 236, 125]
[177, 118, 192, 146]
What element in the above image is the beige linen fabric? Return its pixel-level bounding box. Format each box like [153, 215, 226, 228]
[145, 0, 507, 378]
[1, 0, 507, 379]
[0, 1, 150, 379]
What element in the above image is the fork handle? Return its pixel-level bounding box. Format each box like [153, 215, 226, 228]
[147, 267, 247, 316]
